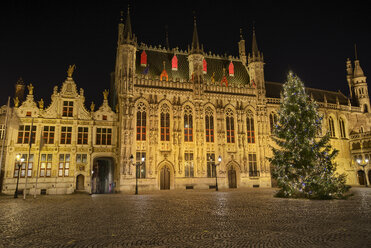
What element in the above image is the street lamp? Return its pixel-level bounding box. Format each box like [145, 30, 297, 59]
[130, 154, 145, 195]
[209, 155, 222, 191]
[356, 157, 369, 187]
[14, 154, 25, 198]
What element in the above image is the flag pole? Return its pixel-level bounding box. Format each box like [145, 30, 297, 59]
[23, 117, 34, 200]
[0, 97, 10, 183]
[34, 129, 43, 198]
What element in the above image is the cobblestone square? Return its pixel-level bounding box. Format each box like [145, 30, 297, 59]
[0, 188, 370, 248]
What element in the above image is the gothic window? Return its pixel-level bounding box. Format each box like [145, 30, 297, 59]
[184, 152, 194, 177]
[339, 118, 346, 138]
[160, 104, 170, 141]
[62, 101, 73, 117]
[17, 125, 36, 144]
[172, 55, 178, 71]
[229, 61, 234, 76]
[136, 152, 146, 178]
[203, 59, 207, 74]
[40, 154, 52, 177]
[13, 154, 33, 178]
[184, 105, 193, 142]
[248, 153, 258, 177]
[226, 108, 235, 143]
[76, 154, 87, 164]
[207, 153, 216, 178]
[140, 50, 147, 67]
[58, 154, 70, 177]
[96, 128, 112, 145]
[77, 127, 89, 144]
[136, 102, 146, 141]
[43, 126, 55, 144]
[269, 113, 278, 134]
[328, 117, 336, 137]
[60, 126, 72, 144]
[205, 107, 214, 143]
[246, 111, 255, 143]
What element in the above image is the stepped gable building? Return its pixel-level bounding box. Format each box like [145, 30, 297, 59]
[0, 10, 370, 195]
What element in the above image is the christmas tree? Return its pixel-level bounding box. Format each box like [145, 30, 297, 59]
[269, 72, 349, 199]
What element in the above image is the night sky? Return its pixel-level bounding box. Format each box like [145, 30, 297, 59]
[1, 0, 370, 107]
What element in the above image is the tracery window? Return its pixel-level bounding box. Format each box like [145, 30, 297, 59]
[205, 107, 214, 143]
[184, 105, 193, 142]
[328, 117, 336, 137]
[246, 111, 255, 143]
[136, 151, 146, 178]
[339, 118, 346, 138]
[40, 154, 52, 177]
[184, 152, 194, 177]
[269, 113, 278, 134]
[160, 104, 170, 141]
[136, 102, 146, 141]
[226, 108, 235, 143]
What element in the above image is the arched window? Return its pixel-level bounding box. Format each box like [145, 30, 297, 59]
[160, 104, 170, 141]
[246, 111, 255, 143]
[184, 105, 193, 142]
[269, 113, 278, 134]
[171, 55, 178, 71]
[360, 126, 364, 133]
[328, 116, 336, 137]
[136, 102, 146, 141]
[226, 108, 235, 143]
[339, 118, 346, 138]
[205, 107, 214, 143]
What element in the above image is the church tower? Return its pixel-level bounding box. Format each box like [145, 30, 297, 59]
[247, 27, 265, 97]
[188, 17, 204, 82]
[347, 49, 370, 113]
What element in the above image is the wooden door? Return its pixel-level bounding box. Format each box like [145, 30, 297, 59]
[358, 170, 365, 185]
[76, 174, 85, 190]
[160, 166, 170, 190]
[228, 169, 237, 188]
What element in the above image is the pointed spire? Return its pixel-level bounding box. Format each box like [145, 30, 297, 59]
[252, 25, 259, 56]
[123, 5, 133, 43]
[190, 14, 202, 54]
[353, 44, 365, 78]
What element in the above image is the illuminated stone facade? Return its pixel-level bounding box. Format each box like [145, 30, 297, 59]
[0, 12, 370, 195]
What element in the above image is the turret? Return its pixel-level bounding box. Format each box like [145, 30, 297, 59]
[346, 58, 353, 98]
[188, 16, 204, 82]
[238, 28, 247, 65]
[247, 27, 265, 94]
[352, 56, 370, 113]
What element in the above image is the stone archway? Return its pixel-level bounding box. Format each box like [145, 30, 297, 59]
[226, 162, 240, 189]
[357, 170, 366, 185]
[76, 174, 85, 190]
[91, 157, 115, 194]
[157, 161, 174, 190]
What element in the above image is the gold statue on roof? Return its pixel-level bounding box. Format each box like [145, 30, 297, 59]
[38, 98, 44, 110]
[27, 84, 34, 95]
[103, 89, 109, 100]
[90, 101, 95, 112]
[211, 72, 215, 84]
[67, 64, 76, 78]
[13, 97, 19, 107]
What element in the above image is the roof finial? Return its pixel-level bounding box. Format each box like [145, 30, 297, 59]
[240, 28, 243, 39]
[354, 43, 358, 60]
[120, 10, 124, 23]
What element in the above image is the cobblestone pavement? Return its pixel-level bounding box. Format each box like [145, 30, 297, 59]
[0, 188, 370, 248]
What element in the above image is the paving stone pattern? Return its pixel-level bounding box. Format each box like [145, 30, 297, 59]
[0, 188, 370, 248]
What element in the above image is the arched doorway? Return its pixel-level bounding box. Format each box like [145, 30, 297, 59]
[357, 170, 366, 185]
[160, 165, 171, 190]
[76, 174, 85, 190]
[228, 167, 237, 188]
[91, 157, 115, 194]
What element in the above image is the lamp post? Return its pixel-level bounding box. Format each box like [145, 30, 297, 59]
[357, 157, 369, 187]
[130, 154, 145, 195]
[209, 155, 222, 191]
[14, 154, 25, 198]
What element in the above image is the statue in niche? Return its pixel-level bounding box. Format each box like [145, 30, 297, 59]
[67, 64, 76, 78]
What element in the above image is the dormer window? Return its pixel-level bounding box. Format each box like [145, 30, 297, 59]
[62, 101, 73, 117]
[140, 50, 147, 67]
[172, 55, 178, 71]
[203, 59, 207, 74]
[229, 61, 234, 76]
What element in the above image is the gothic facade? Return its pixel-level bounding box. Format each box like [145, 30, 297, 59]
[0, 11, 370, 195]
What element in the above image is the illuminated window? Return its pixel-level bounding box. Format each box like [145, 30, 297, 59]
[136, 152, 146, 178]
[140, 50, 147, 67]
[17, 125, 36, 144]
[96, 128, 112, 145]
[229, 61, 234, 76]
[328, 117, 336, 137]
[160, 104, 170, 141]
[14, 154, 33, 178]
[62, 101, 73, 117]
[76, 154, 88, 163]
[43, 126, 55, 144]
[184, 106, 193, 142]
[136, 102, 146, 141]
[58, 154, 70, 177]
[184, 152, 194, 177]
[60, 126, 72, 144]
[269, 113, 278, 134]
[226, 109, 235, 143]
[248, 154, 258, 177]
[207, 153, 216, 178]
[77, 127, 89, 144]
[339, 118, 346, 138]
[246, 112, 255, 143]
[205, 107, 214, 143]
[40, 154, 52, 177]
[172, 55, 178, 71]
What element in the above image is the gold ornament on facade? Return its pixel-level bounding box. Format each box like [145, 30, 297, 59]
[67, 64, 76, 78]
[211, 72, 215, 84]
[13, 97, 19, 107]
[27, 84, 34, 95]
[103, 89, 109, 100]
[90, 101, 95, 112]
[38, 98, 44, 109]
